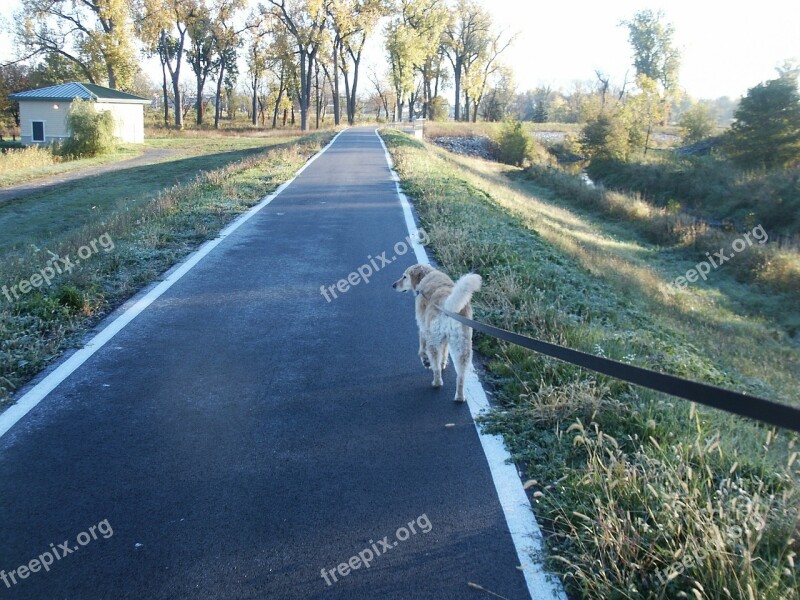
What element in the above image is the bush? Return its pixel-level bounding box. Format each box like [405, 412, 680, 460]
[494, 120, 531, 166]
[59, 99, 116, 158]
[428, 96, 449, 122]
[678, 103, 716, 143]
[586, 155, 800, 237]
[580, 112, 629, 161]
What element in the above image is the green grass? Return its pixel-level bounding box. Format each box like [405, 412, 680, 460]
[0, 135, 304, 254]
[0, 130, 335, 405]
[380, 128, 799, 600]
[0, 126, 308, 189]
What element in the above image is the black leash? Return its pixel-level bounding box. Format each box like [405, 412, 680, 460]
[441, 308, 800, 433]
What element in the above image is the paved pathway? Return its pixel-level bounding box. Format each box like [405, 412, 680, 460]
[0, 128, 544, 599]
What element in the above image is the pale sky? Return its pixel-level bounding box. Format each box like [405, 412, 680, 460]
[1, 0, 798, 100]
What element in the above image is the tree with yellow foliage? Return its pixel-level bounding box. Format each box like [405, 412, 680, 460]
[15, 0, 138, 90]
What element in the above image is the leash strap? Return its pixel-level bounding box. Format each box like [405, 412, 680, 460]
[441, 308, 800, 433]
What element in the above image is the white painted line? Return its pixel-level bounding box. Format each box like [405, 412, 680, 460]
[0, 130, 345, 440]
[375, 129, 567, 600]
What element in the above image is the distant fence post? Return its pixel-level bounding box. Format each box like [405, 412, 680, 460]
[412, 118, 425, 139]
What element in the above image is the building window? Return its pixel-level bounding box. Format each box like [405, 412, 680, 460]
[32, 121, 45, 143]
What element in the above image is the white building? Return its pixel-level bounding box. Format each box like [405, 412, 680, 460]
[9, 82, 151, 145]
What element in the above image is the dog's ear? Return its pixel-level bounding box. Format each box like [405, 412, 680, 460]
[407, 264, 432, 289]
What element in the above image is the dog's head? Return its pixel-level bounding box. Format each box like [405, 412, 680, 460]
[392, 264, 433, 293]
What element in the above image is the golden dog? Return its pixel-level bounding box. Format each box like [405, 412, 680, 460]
[392, 264, 481, 402]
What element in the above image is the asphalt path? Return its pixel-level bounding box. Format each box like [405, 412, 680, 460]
[0, 128, 536, 599]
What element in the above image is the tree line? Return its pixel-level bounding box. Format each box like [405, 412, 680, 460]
[0, 0, 512, 131]
[2, 1, 797, 169]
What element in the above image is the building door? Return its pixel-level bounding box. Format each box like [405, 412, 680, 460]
[32, 121, 45, 142]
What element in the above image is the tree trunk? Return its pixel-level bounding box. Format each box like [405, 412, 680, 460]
[161, 30, 186, 129]
[424, 72, 433, 119]
[196, 72, 208, 125]
[299, 49, 307, 130]
[349, 54, 361, 125]
[332, 38, 340, 126]
[172, 79, 183, 128]
[160, 60, 169, 126]
[315, 61, 320, 129]
[163, 28, 185, 129]
[341, 63, 352, 125]
[107, 64, 117, 90]
[272, 69, 284, 129]
[434, 53, 441, 100]
[251, 73, 258, 125]
[214, 59, 226, 129]
[297, 48, 317, 131]
[453, 59, 462, 121]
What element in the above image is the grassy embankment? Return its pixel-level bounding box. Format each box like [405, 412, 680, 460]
[380, 128, 799, 600]
[0, 129, 335, 406]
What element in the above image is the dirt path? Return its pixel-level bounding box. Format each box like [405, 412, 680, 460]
[0, 147, 180, 203]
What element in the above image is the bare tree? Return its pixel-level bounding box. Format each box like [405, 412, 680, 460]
[368, 68, 393, 121]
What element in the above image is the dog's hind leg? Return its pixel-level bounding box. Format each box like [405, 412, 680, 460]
[452, 335, 472, 403]
[418, 335, 430, 369]
[441, 340, 449, 371]
[427, 345, 443, 388]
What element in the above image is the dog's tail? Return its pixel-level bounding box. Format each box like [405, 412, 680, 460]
[443, 273, 482, 313]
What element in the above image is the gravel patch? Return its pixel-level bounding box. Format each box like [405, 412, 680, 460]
[431, 136, 494, 160]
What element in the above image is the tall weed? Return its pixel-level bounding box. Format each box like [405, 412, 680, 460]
[0, 146, 58, 174]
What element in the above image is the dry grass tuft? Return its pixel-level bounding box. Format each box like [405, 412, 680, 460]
[0, 146, 58, 174]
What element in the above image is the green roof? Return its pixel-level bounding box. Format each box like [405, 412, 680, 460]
[9, 82, 150, 104]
